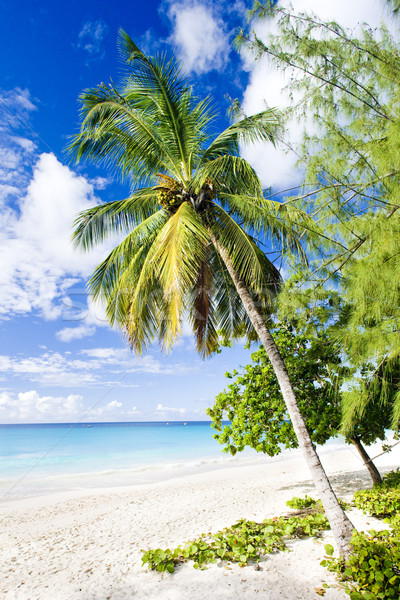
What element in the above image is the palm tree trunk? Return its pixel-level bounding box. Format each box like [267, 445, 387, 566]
[211, 235, 354, 556]
[350, 436, 382, 485]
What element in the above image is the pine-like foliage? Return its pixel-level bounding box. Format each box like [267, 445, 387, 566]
[240, 3, 400, 425]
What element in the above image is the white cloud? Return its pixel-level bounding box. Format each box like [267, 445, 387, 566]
[80, 347, 128, 360]
[167, 2, 230, 74]
[281, 0, 382, 27]
[0, 152, 108, 321]
[95, 399, 122, 415]
[56, 324, 97, 342]
[0, 390, 84, 422]
[89, 176, 113, 190]
[0, 346, 196, 388]
[0, 89, 37, 204]
[0, 88, 36, 119]
[11, 136, 36, 152]
[77, 20, 108, 56]
[0, 389, 144, 422]
[240, 0, 392, 189]
[156, 402, 186, 414]
[0, 88, 120, 340]
[0, 352, 99, 386]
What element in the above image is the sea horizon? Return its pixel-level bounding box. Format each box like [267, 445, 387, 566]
[0, 419, 214, 426]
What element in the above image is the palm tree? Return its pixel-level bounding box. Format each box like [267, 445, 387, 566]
[70, 31, 354, 555]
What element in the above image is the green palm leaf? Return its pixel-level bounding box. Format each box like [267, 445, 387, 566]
[70, 34, 301, 355]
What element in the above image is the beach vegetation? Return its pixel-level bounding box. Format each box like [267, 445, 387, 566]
[286, 495, 318, 510]
[322, 530, 400, 599]
[141, 503, 330, 573]
[70, 30, 354, 554]
[353, 469, 400, 521]
[322, 469, 400, 599]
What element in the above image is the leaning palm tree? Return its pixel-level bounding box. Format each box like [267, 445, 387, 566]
[70, 31, 353, 555]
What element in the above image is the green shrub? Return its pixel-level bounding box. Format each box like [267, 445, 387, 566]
[322, 530, 400, 599]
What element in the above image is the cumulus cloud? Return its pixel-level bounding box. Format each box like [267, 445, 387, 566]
[0, 389, 84, 422]
[156, 402, 186, 414]
[56, 324, 97, 342]
[0, 151, 109, 321]
[167, 2, 230, 74]
[240, 0, 392, 189]
[0, 88, 118, 341]
[0, 389, 144, 422]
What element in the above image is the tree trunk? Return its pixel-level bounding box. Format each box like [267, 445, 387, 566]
[350, 436, 382, 485]
[211, 235, 354, 556]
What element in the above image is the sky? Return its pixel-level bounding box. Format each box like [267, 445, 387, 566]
[0, 0, 392, 423]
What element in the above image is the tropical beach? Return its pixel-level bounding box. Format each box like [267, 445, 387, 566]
[1, 438, 399, 600]
[2, 0, 400, 598]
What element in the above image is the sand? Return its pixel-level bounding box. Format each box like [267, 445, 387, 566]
[1, 441, 399, 600]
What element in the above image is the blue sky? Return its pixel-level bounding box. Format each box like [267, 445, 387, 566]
[0, 0, 388, 423]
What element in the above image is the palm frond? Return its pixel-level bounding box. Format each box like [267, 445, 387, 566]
[219, 194, 309, 262]
[201, 109, 280, 162]
[118, 31, 214, 181]
[193, 154, 262, 196]
[208, 203, 281, 305]
[211, 249, 257, 340]
[149, 202, 211, 349]
[87, 210, 169, 304]
[73, 188, 162, 250]
[189, 258, 220, 356]
[68, 85, 181, 183]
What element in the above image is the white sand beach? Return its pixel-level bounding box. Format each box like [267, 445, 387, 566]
[1, 441, 399, 600]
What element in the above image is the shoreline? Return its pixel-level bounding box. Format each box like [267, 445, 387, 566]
[0, 438, 350, 511]
[0, 436, 353, 508]
[1, 441, 399, 600]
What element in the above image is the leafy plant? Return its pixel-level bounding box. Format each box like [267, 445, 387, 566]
[142, 508, 330, 573]
[381, 468, 400, 489]
[286, 495, 318, 509]
[321, 469, 400, 598]
[353, 469, 400, 523]
[208, 321, 390, 485]
[322, 530, 400, 599]
[353, 488, 400, 521]
[207, 327, 343, 458]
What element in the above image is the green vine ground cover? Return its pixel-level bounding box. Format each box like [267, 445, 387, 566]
[322, 469, 400, 599]
[141, 502, 330, 573]
[141, 469, 400, 599]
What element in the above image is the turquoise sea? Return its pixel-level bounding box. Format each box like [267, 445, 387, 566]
[0, 421, 254, 501]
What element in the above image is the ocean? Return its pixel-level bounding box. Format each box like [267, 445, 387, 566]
[0, 421, 257, 501]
